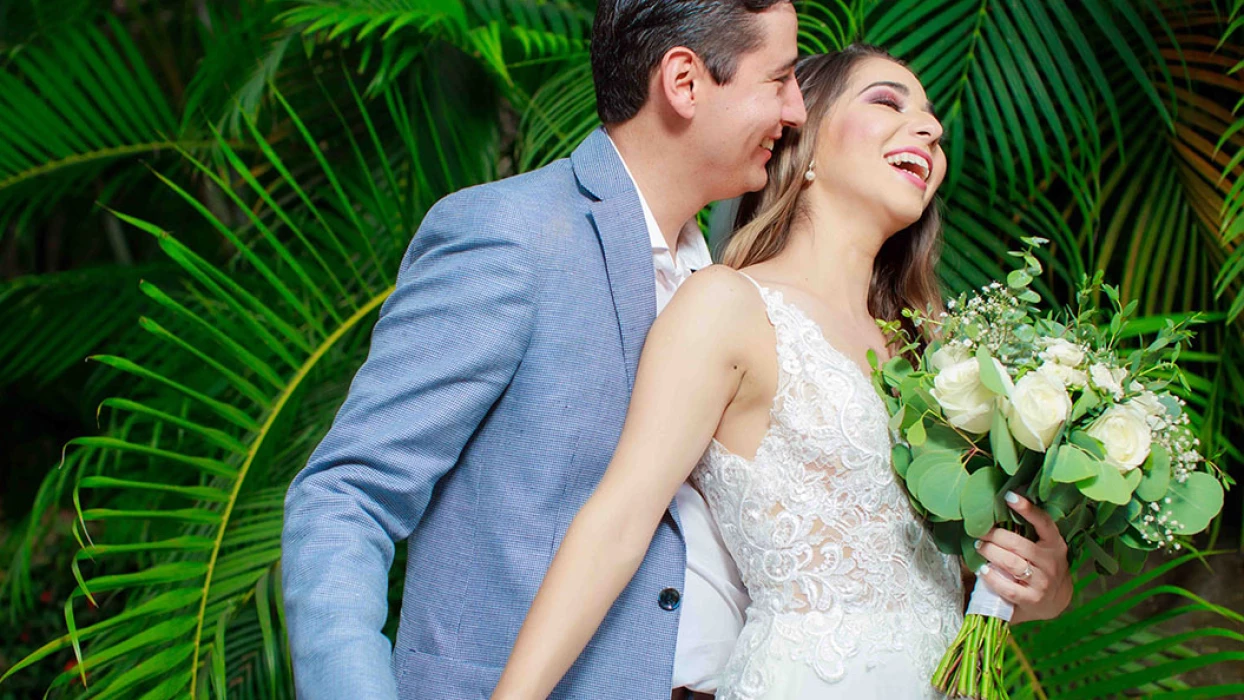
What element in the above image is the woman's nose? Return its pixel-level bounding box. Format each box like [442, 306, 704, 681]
[913, 114, 943, 143]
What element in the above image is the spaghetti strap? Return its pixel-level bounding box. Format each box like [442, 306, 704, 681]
[735, 270, 767, 295]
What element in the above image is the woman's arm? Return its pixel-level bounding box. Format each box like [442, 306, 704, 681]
[491, 267, 761, 699]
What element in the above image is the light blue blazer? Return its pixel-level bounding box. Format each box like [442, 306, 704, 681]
[282, 128, 687, 699]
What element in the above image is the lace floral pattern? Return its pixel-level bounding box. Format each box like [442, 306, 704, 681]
[692, 279, 963, 700]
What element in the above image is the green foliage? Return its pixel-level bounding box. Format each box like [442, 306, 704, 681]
[1, 0, 1243, 697]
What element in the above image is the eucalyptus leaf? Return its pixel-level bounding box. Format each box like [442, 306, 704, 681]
[1084, 536, 1119, 575]
[906, 416, 927, 446]
[932, 520, 965, 557]
[976, 346, 1009, 396]
[1051, 445, 1097, 483]
[1165, 472, 1225, 535]
[1076, 460, 1134, 505]
[1097, 503, 1132, 538]
[906, 451, 961, 498]
[961, 466, 1005, 537]
[1008, 269, 1033, 288]
[1069, 430, 1106, 459]
[989, 409, 1019, 475]
[1071, 388, 1101, 425]
[1136, 444, 1171, 501]
[1044, 482, 1084, 520]
[1038, 442, 1060, 501]
[893, 443, 913, 479]
[917, 457, 970, 520]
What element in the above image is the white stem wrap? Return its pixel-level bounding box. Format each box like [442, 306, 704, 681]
[966, 576, 1015, 622]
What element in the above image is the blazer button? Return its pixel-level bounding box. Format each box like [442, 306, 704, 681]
[658, 587, 681, 611]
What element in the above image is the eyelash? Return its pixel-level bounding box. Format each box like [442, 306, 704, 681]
[873, 95, 903, 110]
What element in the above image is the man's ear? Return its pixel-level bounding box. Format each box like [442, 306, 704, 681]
[657, 46, 702, 120]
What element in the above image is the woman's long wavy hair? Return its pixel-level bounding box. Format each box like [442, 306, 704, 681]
[721, 44, 944, 347]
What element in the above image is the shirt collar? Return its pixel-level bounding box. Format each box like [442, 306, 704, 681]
[605, 132, 712, 271]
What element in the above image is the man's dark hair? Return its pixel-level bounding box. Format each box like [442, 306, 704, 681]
[591, 0, 789, 124]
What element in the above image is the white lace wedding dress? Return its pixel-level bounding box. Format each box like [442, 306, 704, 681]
[691, 274, 964, 699]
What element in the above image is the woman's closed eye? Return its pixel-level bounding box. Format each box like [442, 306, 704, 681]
[870, 93, 903, 111]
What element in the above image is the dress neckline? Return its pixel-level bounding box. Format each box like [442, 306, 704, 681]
[707, 271, 887, 465]
[736, 272, 885, 388]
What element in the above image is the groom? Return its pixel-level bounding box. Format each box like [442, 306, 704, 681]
[282, 1, 807, 698]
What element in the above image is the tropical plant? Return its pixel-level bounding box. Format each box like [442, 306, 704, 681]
[2, 0, 1243, 697]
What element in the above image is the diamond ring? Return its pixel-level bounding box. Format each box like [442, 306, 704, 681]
[1017, 562, 1034, 581]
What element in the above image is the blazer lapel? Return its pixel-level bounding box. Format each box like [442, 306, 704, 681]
[572, 129, 656, 391]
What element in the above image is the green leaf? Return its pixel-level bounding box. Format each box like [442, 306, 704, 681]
[1037, 442, 1060, 501]
[961, 466, 1005, 537]
[1052, 445, 1098, 483]
[1097, 503, 1132, 538]
[892, 443, 913, 479]
[1068, 430, 1106, 459]
[905, 450, 961, 498]
[888, 403, 907, 432]
[906, 416, 927, 446]
[1136, 444, 1172, 501]
[932, 520, 966, 557]
[989, 409, 1018, 475]
[1043, 482, 1084, 520]
[1007, 269, 1033, 288]
[1165, 472, 1226, 535]
[917, 456, 970, 520]
[1076, 460, 1134, 505]
[976, 346, 1009, 396]
[1084, 536, 1119, 575]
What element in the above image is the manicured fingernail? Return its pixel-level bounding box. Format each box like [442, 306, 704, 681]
[1004, 491, 1021, 505]
[976, 564, 991, 577]
[973, 539, 984, 550]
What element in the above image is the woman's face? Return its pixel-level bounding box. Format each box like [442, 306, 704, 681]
[810, 57, 945, 232]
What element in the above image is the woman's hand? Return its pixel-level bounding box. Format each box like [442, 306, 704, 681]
[973, 492, 1073, 624]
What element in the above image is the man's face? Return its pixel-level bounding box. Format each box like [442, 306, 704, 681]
[692, 3, 807, 200]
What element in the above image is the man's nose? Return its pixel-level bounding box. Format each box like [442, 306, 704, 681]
[782, 82, 807, 128]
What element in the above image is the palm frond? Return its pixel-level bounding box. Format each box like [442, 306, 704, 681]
[866, 0, 1175, 204]
[0, 262, 177, 388]
[2, 68, 500, 695]
[279, 0, 592, 93]
[1009, 552, 1244, 698]
[0, 17, 195, 236]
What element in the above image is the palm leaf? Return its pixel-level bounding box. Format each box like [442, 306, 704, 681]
[279, 0, 591, 93]
[866, 0, 1174, 203]
[2, 63, 499, 695]
[0, 17, 194, 234]
[1009, 552, 1244, 698]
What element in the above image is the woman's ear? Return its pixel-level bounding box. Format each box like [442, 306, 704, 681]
[657, 46, 701, 120]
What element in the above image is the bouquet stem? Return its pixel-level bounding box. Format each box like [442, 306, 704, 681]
[931, 579, 1013, 699]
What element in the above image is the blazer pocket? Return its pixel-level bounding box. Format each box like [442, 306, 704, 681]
[396, 649, 503, 700]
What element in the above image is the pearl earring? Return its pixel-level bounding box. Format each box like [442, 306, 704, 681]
[804, 160, 816, 182]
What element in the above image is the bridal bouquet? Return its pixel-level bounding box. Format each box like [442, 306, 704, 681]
[870, 239, 1228, 700]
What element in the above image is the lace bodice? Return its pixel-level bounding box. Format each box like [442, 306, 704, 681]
[691, 275, 963, 699]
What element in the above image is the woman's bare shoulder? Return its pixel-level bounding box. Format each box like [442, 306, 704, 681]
[649, 264, 772, 357]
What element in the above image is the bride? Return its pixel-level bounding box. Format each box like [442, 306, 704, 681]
[492, 45, 1072, 699]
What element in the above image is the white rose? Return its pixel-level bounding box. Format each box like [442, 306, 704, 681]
[930, 344, 970, 371]
[1127, 391, 1164, 419]
[1037, 361, 1088, 389]
[932, 359, 996, 434]
[1005, 371, 1072, 452]
[1089, 363, 1127, 399]
[1039, 338, 1086, 367]
[1086, 404, 1153, 473]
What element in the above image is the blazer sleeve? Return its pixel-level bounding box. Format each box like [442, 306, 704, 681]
[281, 190, 540, 699]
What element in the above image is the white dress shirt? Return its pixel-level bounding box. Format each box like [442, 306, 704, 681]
[608, 136, 751, 692]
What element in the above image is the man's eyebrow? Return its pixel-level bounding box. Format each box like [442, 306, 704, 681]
[859, 80, 938, 116]
[771, 56, 798, 77]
